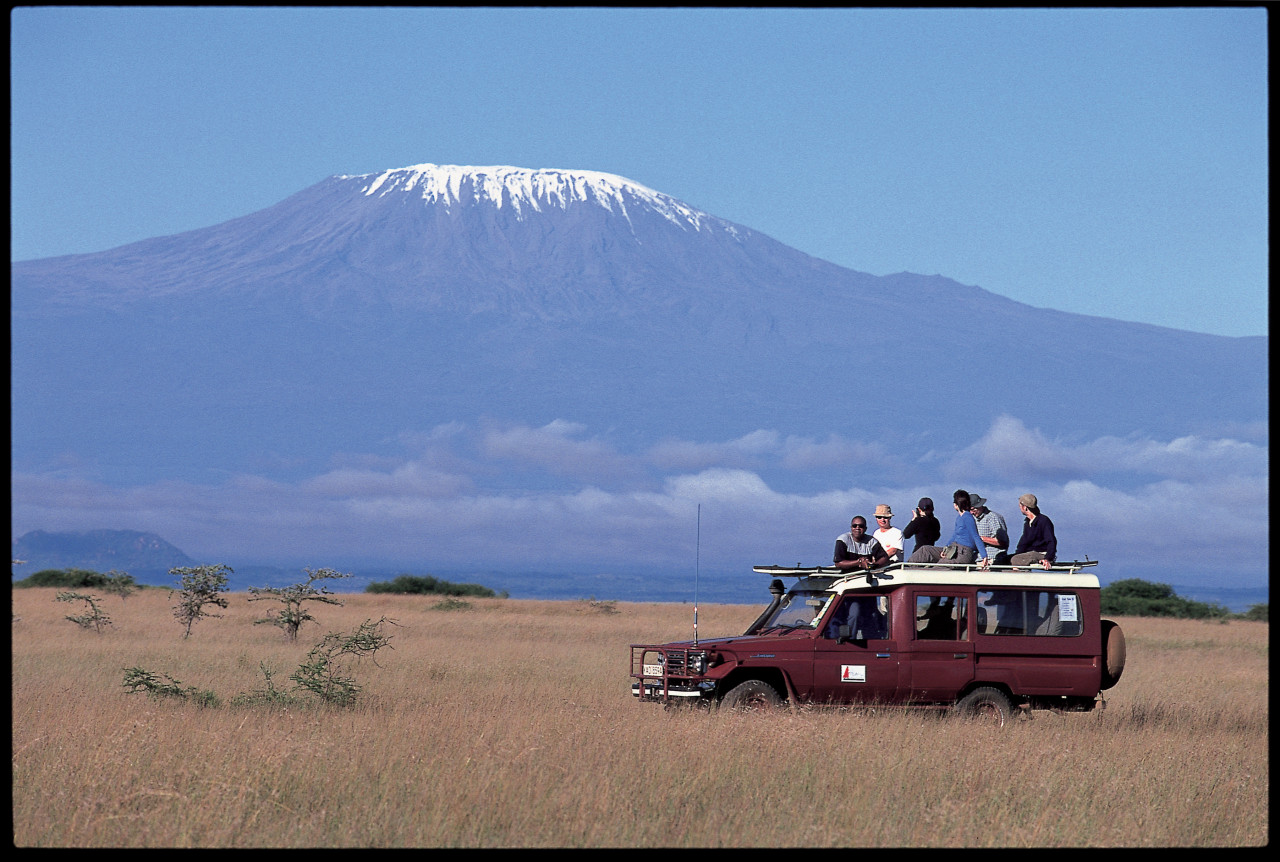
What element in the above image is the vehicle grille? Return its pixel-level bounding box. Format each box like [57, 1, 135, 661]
[631, 645, 703, 677]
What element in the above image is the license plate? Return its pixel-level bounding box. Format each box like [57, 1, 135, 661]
[643, 664, 663, 676]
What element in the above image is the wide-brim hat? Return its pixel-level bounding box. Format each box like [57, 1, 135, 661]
[970, 494, 987, 508]
[874, 504, 893, 518]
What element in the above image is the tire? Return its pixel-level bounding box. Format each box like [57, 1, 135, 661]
[720, 679, 783, 712]
[955, 686, 1015, 727]
[1100, 619, 1126, 690]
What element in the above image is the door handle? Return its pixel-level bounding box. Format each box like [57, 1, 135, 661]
[953, 653, 968, 659]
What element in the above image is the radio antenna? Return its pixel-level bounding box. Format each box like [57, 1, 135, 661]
[694, 503, 701, 646]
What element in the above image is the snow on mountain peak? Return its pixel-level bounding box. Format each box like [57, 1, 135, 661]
[339, 163, 719, 233]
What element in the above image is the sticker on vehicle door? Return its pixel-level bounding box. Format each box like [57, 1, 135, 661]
[1058, 594, 1079, 622]
[841, 665, 866, 682]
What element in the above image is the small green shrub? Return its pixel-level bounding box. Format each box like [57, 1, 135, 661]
[229, 663, 306, 708]
[101, 570, 137, 600]
[1238, 603, 1268, 622]
[290, 617, 399, 706]
[580, 597, 619, 615]
[431, 597, 472, 611]
[122, 667, 220, 708]
[55, 591, 113, 633]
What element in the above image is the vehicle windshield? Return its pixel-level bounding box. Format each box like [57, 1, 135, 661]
[759, 590, 834, 630]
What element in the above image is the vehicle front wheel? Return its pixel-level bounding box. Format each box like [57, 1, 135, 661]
[955, 686, 1015, 727]
[720, 679, 783, 712]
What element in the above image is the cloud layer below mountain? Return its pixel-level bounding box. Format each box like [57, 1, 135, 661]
[13, 414, 1266, 595]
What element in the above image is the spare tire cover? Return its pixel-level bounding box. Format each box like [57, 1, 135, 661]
[1100, 619, 1126, 690]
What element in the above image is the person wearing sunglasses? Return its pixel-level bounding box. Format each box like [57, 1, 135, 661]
[871, 504, 905, 563]
[833, 516, 890, 572]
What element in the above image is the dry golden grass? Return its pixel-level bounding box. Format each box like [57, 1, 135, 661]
[11, 586, 1268, 847]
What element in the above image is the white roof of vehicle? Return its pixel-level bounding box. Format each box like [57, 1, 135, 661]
[753, 561, 1100, 592]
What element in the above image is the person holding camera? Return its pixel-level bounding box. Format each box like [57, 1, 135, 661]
[901, 497, 941, 555]
[906, 490, 989, 567]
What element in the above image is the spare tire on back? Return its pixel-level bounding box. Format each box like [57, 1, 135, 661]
[1100, 619, 1126, 690]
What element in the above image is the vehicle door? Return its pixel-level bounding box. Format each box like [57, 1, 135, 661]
[904, 590, 974, 702]
[812, 593, 902, 703]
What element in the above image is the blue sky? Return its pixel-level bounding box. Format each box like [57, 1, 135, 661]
[10, 6, 1268, 337]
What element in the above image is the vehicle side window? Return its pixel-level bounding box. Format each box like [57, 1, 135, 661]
[823, 595, 890, 640]
[978, 590, 1082, 637]
[914, 594, 969, 641]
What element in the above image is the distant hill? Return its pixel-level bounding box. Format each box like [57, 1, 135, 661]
[11, 529, 194, 577]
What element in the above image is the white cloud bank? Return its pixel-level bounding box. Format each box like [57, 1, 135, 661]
[11, 416, 1268, 592]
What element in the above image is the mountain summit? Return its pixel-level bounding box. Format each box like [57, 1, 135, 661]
[347, 163, 718, 230]
[11, 162, 1267, 492]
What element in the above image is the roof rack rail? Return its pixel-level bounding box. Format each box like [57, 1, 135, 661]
[753, 559, 1098, 576]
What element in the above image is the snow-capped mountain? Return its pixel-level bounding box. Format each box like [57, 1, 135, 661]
[350, 164, 721, 232]
[11, 162, 1267, 497]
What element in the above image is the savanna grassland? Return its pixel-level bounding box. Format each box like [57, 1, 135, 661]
[11, 586, 1268, 847]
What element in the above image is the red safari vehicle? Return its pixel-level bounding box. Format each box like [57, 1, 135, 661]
[630, 561, 1126, 724]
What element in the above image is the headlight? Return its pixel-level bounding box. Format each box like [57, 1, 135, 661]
[689, 653, 707, 674]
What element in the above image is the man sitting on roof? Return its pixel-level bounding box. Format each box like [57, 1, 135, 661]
[833, 516, 890, 571]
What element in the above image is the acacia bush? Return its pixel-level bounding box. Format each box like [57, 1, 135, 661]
[170, 564, 232, 638]
[247, 567, 349, 640]
[55, 591, 113, 633]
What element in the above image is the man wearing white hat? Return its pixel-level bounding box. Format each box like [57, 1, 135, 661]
[871, 504, 905, 563]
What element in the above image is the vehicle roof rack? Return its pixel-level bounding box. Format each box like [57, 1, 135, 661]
[753, 560, 1098, 577]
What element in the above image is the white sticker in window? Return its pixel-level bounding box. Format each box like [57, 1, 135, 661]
[1058, 594, 1079, 622]
[841, 665, 866, 683]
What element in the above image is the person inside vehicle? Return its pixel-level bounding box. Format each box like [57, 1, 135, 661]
[833, 517, 890, 571]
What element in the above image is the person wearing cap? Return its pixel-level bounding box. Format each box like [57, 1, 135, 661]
[907, 489, 989, 567]
[969, 494, 1009, 566]
[871, 504, 906, 563]
[833, 516, 890, 571]
[1011, 493, 1057, 569]
[901, 497, 941, 554]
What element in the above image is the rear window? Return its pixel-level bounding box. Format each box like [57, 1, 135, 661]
[977, 589, 1082, 637]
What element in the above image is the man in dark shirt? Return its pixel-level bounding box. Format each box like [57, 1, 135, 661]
[1011, 493, 1057, 569]
[901, 497, 941, 554]
[833, 517, 890, 571]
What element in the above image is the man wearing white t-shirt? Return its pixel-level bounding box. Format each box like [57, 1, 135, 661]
[872, 504, 905, 563]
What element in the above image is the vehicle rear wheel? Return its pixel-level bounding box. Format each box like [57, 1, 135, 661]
[955, 686, 1014, 727]
[720, 679, 783, 712]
